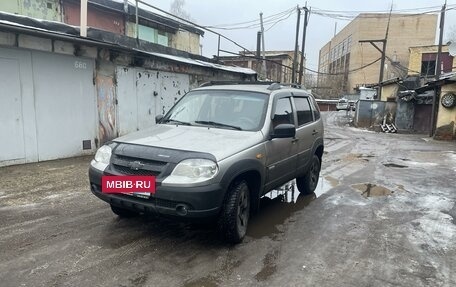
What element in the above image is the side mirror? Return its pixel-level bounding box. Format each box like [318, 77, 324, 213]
[155, 114, 164, 123]
[271, 124, 296, 139]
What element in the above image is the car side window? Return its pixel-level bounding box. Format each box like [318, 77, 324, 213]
[272, 98, 294, 128]
[294, 97, 313, 126]
[308, 97, 321, 120]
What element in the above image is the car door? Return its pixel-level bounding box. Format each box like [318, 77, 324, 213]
[292, 93, 321, 176]
[264, 94, 298, 192]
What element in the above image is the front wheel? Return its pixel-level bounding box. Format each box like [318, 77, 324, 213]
[218, 180, 250, 243]
[296, 155, 321, 195]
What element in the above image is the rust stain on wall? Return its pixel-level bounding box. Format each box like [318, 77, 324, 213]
[96, 75, 117, 145]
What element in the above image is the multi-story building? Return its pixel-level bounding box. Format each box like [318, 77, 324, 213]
[318, 13, 437, 97]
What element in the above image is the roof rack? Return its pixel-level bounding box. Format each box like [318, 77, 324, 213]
[199, 81, 304, 91]
[267, 83, 303, 90]
[199, 81, 275, 87]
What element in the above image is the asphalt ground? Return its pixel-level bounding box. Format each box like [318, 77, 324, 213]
[1, 111, 455, 287]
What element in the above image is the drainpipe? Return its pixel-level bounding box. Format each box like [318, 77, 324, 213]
[80, 0, 88, 37]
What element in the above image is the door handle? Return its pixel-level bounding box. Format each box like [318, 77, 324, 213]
[292, 138, 299, 143]
[312, 130, 318, 136]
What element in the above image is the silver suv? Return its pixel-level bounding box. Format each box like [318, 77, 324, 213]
[89, 82, 324, 243]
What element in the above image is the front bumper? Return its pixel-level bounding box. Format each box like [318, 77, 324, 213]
[89, 166, 224, 219]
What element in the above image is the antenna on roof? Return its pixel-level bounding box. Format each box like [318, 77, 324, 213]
[449, 42, 456, 56]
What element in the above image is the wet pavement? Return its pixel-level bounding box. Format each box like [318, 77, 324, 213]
[1, 111, 456, 287]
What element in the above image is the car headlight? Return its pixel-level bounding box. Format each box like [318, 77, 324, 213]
[162, 159, 218, 185]
[91, 145, 112, 171]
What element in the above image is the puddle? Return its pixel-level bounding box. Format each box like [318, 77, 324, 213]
[254, 249, 279, 281]
[248, 177, 338, 239]
[351, 183, 393, 198]
[383, 163, 408, 168]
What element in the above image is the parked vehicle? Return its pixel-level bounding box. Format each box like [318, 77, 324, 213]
[88, 82, 324, 243]
[336, 99, 349, 111]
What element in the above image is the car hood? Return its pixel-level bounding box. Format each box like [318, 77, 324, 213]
[113, 124, 264, 161]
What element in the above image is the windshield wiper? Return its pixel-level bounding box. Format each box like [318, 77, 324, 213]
[163, 119, 192, 126]
[195, 120, 242, 130]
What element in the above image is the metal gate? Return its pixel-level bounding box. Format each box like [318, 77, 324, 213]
[0, 47, 97, 166]
[116, 66, 190, 136]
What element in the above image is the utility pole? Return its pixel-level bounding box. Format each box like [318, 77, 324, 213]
[431, 0, 447, 137]
[259, 13, 267, 79]
[358, 7, 391, 100]
[292, 6, 301, 83]
[435, 1, 446, 79]
[298, 5, 309, 85]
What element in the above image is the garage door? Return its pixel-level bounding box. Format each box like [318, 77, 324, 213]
[32, 52, 97, 161]
[0, 57, 25, 162]
[116, 67, 189, 136]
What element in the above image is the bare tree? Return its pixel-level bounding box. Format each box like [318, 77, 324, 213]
[170, 0, 192, 21]
[446, 24, 456, 43]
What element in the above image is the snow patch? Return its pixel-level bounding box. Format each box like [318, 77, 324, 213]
[324, 194, 368, 206]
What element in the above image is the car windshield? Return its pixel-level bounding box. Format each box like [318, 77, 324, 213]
[162, 90, 269, 131]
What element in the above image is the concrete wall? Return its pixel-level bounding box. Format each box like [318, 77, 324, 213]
[435, 84, 456, 140]
[169, 30, 200, 55]
[0, 0, 61, 21]
[381, 84, 399, 101]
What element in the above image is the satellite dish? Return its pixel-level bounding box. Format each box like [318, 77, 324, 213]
[449, 41, 456, 56]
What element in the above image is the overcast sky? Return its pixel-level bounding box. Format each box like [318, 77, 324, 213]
[141, 0, 456, 72]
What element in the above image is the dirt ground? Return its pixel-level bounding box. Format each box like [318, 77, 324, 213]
[1, 111, 455, 287]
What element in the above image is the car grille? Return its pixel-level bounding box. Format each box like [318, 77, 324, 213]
[111, 165, 160, 176]
[109, 154, 167, 177]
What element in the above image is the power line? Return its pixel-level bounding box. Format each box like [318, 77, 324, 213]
[131, 0, 257, 56]
[204, 7, 296, 30]
[219, 49, 382, 76]
[311, 57, 382, 75]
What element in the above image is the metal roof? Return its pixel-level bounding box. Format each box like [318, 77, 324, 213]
[0, 13, 256, 76]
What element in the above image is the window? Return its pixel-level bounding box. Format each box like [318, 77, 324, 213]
[308, 97, 321, 120]
[421, 60, 436, 76]
[294, 97, 313, 126]
[272, 98, 294, 128]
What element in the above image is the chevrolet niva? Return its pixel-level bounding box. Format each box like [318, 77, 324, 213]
[89, 82, 324, 243]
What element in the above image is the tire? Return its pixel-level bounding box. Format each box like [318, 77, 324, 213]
[296, 155, 321, 195]
[218, 180, 250, 244]
[110, 205, 138, 218]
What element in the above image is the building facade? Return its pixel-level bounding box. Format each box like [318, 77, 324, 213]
[0, 13, 255, 167]
[0, 0, 203, 55]
[218, 51, 302, 84]
[318, 13, 437, 97]
[408, 45, 456, 78]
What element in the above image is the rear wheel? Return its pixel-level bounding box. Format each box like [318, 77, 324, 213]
[110, 205, 138, 218]
[296, 155, 321, 195]
[218, 180, 250, 243]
